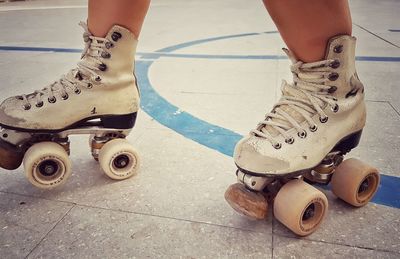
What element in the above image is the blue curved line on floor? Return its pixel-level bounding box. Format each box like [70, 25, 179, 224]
[0, 31, 399, 209]
[2, 45, 400, 62]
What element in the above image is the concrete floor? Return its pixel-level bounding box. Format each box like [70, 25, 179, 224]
[0, 0, 399, 258]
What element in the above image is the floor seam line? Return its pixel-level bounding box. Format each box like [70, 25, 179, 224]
[353, 23, 400, 48]
[387, 101, 400, 117]
[274, 232, 400, 254]
[0, 191, 263, 233]
[24, 204, 76, 258]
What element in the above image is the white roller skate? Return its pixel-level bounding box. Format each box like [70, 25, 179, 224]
[225, 35, 380, 236]
[0, 22, 141, 189]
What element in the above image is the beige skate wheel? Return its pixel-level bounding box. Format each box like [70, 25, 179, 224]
[331, 158, 380, 207]
[23, 142, 72, 189]
[274, 179, 328, 236]
[225, 183, 268, 219]
[98, 138, 140, 180]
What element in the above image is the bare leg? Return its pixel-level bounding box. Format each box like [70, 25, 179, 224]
[263, 0, 352, 62]
[88, 0, 150, 38]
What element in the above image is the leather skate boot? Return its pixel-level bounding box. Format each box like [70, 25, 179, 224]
[0, 22, 140, 131]
[0, 22, 140, 171]
[234, 35, 366, 176]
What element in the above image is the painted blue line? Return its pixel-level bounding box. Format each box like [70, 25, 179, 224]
[1, 32, 399, 209]
[137, 60, 241, 157]
[1, 45, 400, 62]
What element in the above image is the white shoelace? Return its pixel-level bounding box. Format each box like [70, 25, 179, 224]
[20, 22, 111, 110]
[252, 56, 339, 148]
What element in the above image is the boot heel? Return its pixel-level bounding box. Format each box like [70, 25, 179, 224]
[101, 112, 138, 129]
[333, 130, 363, 153]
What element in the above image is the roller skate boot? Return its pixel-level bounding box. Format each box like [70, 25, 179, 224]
[0, 22, 141, 188]
[225, 35, 380, 236]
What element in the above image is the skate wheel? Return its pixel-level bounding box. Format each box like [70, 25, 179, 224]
[331, 158, 380, 207]
[225, 183, 268, 219]
[274, 179, 328, 236]
[98, 138, 140, 180]
[23, 142, 72, 189]
[0, 140, 24, 170]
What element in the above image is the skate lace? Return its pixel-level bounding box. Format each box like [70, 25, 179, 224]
[252, 52, 339, 148]
[19, 22, 111, 109]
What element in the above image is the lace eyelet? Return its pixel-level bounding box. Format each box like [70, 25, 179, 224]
[17, 96, 24, 100]
[48, 97, 56, 103]
[273, 143, 282, 149]
[309, 125, 318, 132]
[328, 86, 337, 93]
[111, 32, 122, 41]
[35, 101, 44, 108]
[297, 130, 307, 138]
[75, 88, 81, 94]
[285, 138, 294, 144]
[23, 104, 31, 110]
[329, 59, 340, 69]
[62, 94, 69, 100]
[101, 52, 111, 59]
[95, 76, 102, 82]
[334, 45, 343, 53]
[328, 72, 339, 81]
[320, 116, 328, 123]
[105, 42, 114, 49]
[331, 104, 339, 113]
[87, 83, 93, 89]
[98, 63, 107, 71]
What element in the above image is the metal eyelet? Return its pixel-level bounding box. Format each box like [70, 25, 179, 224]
[87, 83, 93, 89]
[329, 59, 340, 69]
[331, 104, 339, 113]
[111, 31, 122, 41]
[75, 88, 81, 94]
[23, 104, 31, 110]
[17, 96, 24, 100]
[98, 63, 107, 71]
[105, 42, 114, 49]
[320, 116, 328, 123]
[309, 125, 318, 132]
[297, 130, 307, 138]
[334, 45, 343, 53]
[285, 138, 295, 144]
[328, 72, 339, 81]
[101, 52, 111, 59]
[328, 86, 337, 93]
[62, 93, 69, 100]
[95, 76, 102, 82]
[35, 101, 44, 108]
[273, 143, 282, 149]
[48, 97, 56, 103]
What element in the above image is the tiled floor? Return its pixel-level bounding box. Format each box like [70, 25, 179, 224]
[0, 0, 399, 258]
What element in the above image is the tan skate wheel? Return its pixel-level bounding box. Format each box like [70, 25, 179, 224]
[225, 183, 268, 219]
[331, 158, 380, 207]
[0, 140, 24, 170]
[23, 142, 72, 189]
[98, 138, 140, 180]
[274, 179, 328, 236]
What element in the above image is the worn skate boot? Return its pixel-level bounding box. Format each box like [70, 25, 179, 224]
[0, 22, 141, 188]
[225, 35, 380, 236]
